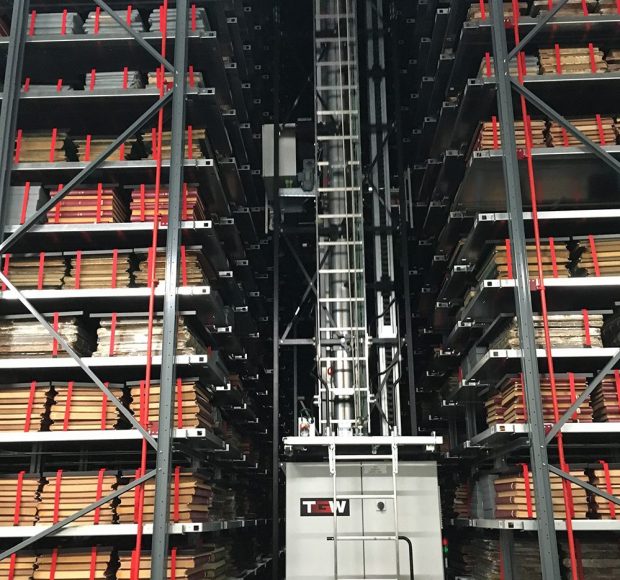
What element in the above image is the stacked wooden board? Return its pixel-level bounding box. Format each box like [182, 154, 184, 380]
[117, 471, 214, 524]
[145, 129, 205, 160]
[485, 374, 593, 425]
[494, 470, 590, 518]
[133, 246, 211, 286]
[607, 48, 620, 71]
[128, 379, 215, 430]
[94, 315, 206, 357]
[547, 116, 617, 147]
[32, 548, 114, 580]
[589, 466, 620, 519]
[452, 482, 471, 518]
[37, 472, 117, 525]
[49, 382, 124, 431]
[129, 185, 207, 222]
[2, 254, 66, 289]
[0, 382, 51, 432]
[15, 131, 69, 162]
[490, 313, 604, 349]
[562, 536, 620, 579]
[0, 314, 92, 357]
[0, 553, 38, 580]
[0, 475, 40, 525]
[64, 251, 134, 288]
[117, 549, 223, 580]
[531, 0, 597, 14]
[47, 187, 128, 224]
[571, 235, 620, 277]
[539, 46, 607, 74]
[592, 375, 620, 421]
[72, 135, 140, 161]
[466, 1, 527, 20]
[476, 119, 547, 150]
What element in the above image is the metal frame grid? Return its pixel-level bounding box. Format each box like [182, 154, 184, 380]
[0, 2, 189, 578]
[489, 0, 620, 577]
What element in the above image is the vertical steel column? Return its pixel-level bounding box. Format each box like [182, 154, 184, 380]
[389, 0, 417, 434]
[0, 1, 29, 240]
[500, 530, 516, 580]
[272, 0, 281, 577]
[489, 1, 560, 577]
[150, 1, 189, 577]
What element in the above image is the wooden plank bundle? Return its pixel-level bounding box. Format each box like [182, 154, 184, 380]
[485, 375, 593, 425]
[117, 549, 219, 580]
[599, 0, 620, 13]
[145, 129, 205, 160]
[73, 135, 141, 162]
[64, 251, 133, 289]
[1, 253, 66, 289]
[494, 470, 589, 518]
[531, 0, 597, 15]
[0, 475, 40, 525]
[133, 247, 211, 286]
[129, 185, 207, 222]
[477, 240, 570, 280]
[477, 119, 547, 150]
[117, 471, 213, 524]
[546, 116, 617, 147]
[591, 376, 620, 421]
[478, 54, 538, 77]
[49, 382, 124, 431]
[37, 472, 116, 526]
[94, 315, 206, 357]
[0, 382, 52, 432]
[33, 548, 114, 580]
[15, 131, 69, 162]
[0, 315, 92, 357]
[589, 467, 620, 518]
[570, 235, 620, 277]
[3, 184, 49, 226]
[452, 482, 471, 518]
[539, 46, 607, 74]
[128, 380, 215, 431]
[607, 48, 620, 71]
[47, 187, 128, 224]
[467, 1, 527, 20]
[147, 70, 206, 89]
[0, 553, 37, 580]
[490, 313, 604, 349]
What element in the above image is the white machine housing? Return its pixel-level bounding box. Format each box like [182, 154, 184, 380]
[285, 461, 445, 580]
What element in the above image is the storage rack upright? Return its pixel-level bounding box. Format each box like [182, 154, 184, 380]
[0, 1, 274, 579]
[407, 0, 620, 578]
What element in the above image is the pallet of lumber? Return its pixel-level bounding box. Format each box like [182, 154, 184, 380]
[485, 374, 593, 425]
[0, 475, 40, 525]
[94, 315, 206, 357]
[64, 250, 133, 289]
[117, 471, 214, 524]
[127, 379, 215, 430]
[494, 470, 589, 518]
[1, 253, 66, 289]
[0, 382, 52, 432]
[84, 8, 145, 34]
[29, 12, 84, 35]
[476, 240, 570, 280]
[476, 119, 546, 150]
[478, 54, 539, 77]
[117, 549, 219, 580]
[490, 313, 604, 349]
[467, 1, 527, 20]
[539, 46, 607, 74]
[144, 129, 206, 160]
[147, 70, 206, 89]
[129, 185, 207, 223]
[592, 376, 620, 421]
[562, 535, 620, 578]
[589, 467, 620, 518]
[33, 548, 114, 580]
[0, 314, 92, 357]
[73, 135, 143, 161]
[0, 553, 37, 580]
[546, 116, 616, 147]
[3, 184, 49, 226]
[570, 235, 620, 277]
[49, 382, 125, 431]
[37, 472, 116, 526]
[15, 131, 70, 163]
[47, 187, 128, 224]
[133, 246, 212, 286]
[531, 0, 597, 15]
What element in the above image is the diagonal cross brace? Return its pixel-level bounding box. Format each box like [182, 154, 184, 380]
[549, 465, 620, 507]
[94, 0, 175, 73]
[0, 271, 158, 448]
[0, 469, 156, 561]
[0, 91, 173, 256]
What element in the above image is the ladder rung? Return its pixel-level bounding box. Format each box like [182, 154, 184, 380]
[317, 160, 360, 167]
[319, 268, 364, 273]
[320, 326, 366, 331]
[316, 61, 357, 66]
[317, 135, 359, 141]
[336, 535, 398, 541]
[317, 213, 362, 219]
[318, 296, 365, 301]
[319, 387, 369, 393]
[317, 110, 359, 115]
[319, 358, 368, 364]
[315, 14, 355, 19]
[318, 241, 364, 247]
[317, 84, 359, 90]
[335, 454, 393, 460]
[316, 36, 356, 43]
[337, 494, 395, 500]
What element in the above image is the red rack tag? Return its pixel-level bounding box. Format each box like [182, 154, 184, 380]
[50, 128, 58, 163]
[189, 66, 196, 88]
[182, 183, 189, 220]
[37, 253, 45, 290]
[123, 67, 129, 89]
[554, 44, 563, 74]
[94, 468, 105, 524]
[1, 253, 10, 291]
[588, 43, 597, 73]
[614, 370, 620, 415]
[520, 372, 527, 421]
[170, 547, 178, 580]
[479, 0, 487, 20]
[181, 245, 188, 286]
[101, 383, 109, 430]
[23, 77, 31, 92]
[19, 182, 31, 225]
[85, 135, 92, 161]
[111, 250, 119, 289]
[588, 235, 601, 276]
[61, 10, 68, 35]
[49, 549, 59, 580]
[187, 125, 194, 158]
[89, 68, 97, 91]
[109, 312, 118, 356]
[548, 237, 559, 278]
[598, 460, 616, 519]
[74, 251, 82, 290]
[63, 381, 74, 430]
[582, 309, 591, 347]
[24, 381, 37, 432]
[94, 7, 101, 33]
[28, 11, 37, 36]
[56, 79, 63, 92]
[505, 239, 513, 279]
[484, 52, 492, 77]
[491, 116, 499, 149]
[520, 464, 534, 518]
[568, 372, 577, 420]
[176, 377, 184, 428]
[89, 547, 98, 580]
[14, 129, 23, 163]
[173, 466, 181, 522]
[13, 471, 25, 525]
[595, 114, 606, 145]
[53, 470, 63, 523]
[96, 183, 103, 224]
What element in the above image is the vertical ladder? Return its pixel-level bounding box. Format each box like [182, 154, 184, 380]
[314, 0, 370, 437]
[328, 440, 401, 579]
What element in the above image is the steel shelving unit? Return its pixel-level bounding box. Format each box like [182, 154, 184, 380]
[410, 0, 620, 578]
[0, 1, 273, 579]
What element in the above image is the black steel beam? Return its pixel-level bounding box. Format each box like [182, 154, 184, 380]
[150, 0, 190, 577]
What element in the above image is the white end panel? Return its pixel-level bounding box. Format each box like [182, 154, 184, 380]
[285, 461, 444, 580]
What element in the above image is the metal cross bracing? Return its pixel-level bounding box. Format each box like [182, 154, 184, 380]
[314, 0, 370, 437]
[0, 1, 189, 579]
[489, 0, 620, 577]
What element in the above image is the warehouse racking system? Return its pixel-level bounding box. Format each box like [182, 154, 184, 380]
[409, 0, 620, 578]
[0, 1, 275, 580]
